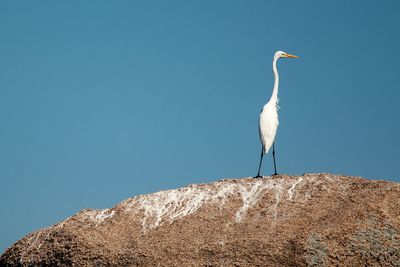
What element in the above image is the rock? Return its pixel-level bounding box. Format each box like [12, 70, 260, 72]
[1, 173, 400, 266]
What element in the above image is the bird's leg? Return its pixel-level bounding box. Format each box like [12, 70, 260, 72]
[272, 142, 278, 175]
[254, 147, 264, 178]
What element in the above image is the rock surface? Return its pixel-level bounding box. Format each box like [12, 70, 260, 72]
[1, 173, 400, 266]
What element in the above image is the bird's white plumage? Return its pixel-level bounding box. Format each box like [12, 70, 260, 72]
[259, 100, 279, 154]
[258, 51, 296, 154]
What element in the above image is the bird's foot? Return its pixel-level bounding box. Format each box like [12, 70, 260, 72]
[253, 175, 263, 178]
[271, 172, 279, 176]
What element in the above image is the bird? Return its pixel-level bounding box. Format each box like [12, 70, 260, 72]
[254, 51, 298, 178]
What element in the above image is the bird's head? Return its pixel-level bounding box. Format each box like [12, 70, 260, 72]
[274, 51, 298, 59]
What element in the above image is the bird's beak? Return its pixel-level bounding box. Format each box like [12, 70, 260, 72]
[285, 53, 299, 58]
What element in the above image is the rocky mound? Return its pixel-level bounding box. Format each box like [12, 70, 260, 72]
[1, 173, 400, 266]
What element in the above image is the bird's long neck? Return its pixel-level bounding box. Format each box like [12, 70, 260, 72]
[270, 57, 279, 103]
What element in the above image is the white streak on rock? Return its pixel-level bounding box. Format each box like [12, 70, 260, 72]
[287, 177, 303, 200]
[19, 227, 51, 264]
[123, 178, 302, 230]
[235, 180, 274, 222]
[273, 183, 282, 221]
[84, 209, 115, 224]
[95, 209, 115, 222]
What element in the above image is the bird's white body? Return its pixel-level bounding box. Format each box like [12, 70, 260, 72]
[258, 52, 282, 154]
[259, 98, 279, 154]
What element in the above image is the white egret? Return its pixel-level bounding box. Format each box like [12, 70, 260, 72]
[255, 51, 298, 178]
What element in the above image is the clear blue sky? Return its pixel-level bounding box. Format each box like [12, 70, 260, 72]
[1, 0, 399, 252]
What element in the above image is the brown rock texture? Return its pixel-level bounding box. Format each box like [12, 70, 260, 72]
[1, 173, 400, 266]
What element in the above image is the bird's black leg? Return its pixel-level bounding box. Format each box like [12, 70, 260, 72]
[272, 142, 278, 175]
[254, 147, 264, 178]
